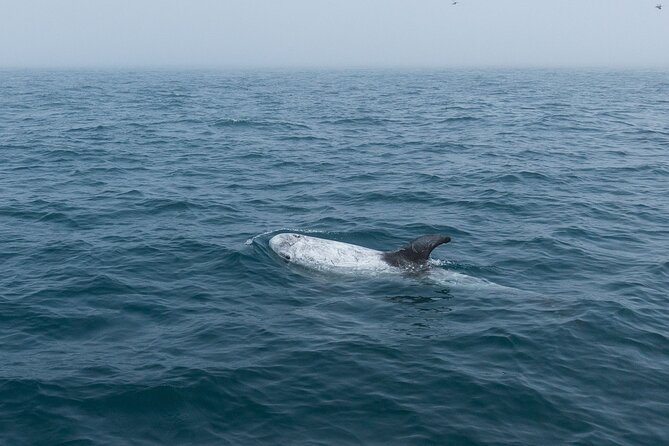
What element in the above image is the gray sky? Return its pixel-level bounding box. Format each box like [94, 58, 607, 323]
[1, 0, 668, 68]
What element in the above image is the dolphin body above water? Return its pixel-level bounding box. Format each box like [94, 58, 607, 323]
[268, 233, 451, 274]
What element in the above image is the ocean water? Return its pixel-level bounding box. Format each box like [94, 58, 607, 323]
[1, 69, 668, 445]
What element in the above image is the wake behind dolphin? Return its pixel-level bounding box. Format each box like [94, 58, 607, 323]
[268, 232, 501, 289]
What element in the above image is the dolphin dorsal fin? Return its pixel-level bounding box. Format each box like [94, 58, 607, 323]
[383, 234, 451, 267]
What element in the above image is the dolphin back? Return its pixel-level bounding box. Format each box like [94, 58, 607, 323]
[383, 234, 451, 267]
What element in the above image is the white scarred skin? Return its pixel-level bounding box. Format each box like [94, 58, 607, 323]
[269, 233, 395, 274]
[268, 232, 502, 289]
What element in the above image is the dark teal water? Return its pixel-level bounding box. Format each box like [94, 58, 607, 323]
[1, 69, 668, 445]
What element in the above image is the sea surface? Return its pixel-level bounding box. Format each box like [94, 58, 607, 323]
[1, 69, 668, 445]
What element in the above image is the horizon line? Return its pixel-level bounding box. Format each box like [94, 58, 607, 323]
[2, 63, 669, 72]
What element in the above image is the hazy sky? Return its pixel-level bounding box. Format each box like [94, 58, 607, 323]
[1, 0, 668, 68]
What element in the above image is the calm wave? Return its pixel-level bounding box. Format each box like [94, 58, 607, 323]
[1, 69, 668, 445]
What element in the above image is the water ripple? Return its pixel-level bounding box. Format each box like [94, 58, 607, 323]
[0, 68, 668, 445]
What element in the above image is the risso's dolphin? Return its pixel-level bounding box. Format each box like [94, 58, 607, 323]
[269, 233, 451, 274]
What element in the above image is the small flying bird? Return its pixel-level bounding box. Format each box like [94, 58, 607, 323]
[657, 3, 663, 10]
[452, 1, 458, 5]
